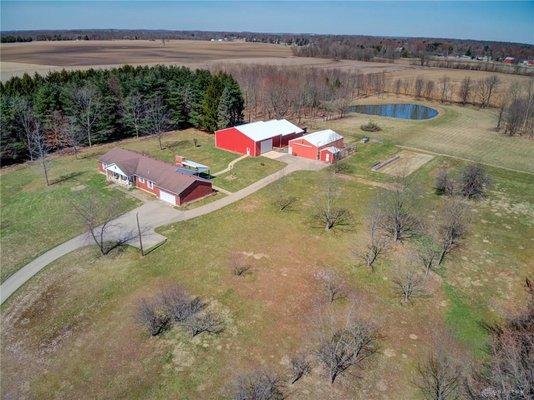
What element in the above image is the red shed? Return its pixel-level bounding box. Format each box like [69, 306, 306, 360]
[215, 119, 304, 156]
[289, 129, 344, 164]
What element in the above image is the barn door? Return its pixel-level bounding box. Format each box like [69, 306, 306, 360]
[260, 138, 273, 154]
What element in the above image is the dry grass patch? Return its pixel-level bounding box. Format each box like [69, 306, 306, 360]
[378, 150, 434, 177]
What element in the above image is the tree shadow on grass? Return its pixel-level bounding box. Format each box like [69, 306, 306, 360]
[51, 171, 85, 185]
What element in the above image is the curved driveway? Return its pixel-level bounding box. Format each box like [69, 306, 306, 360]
[0, 153, 325, 304]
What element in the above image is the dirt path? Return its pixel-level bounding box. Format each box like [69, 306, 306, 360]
[0, 155, 326, 304]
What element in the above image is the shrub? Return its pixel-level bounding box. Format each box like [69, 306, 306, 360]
[460, 164, 491, 199]
[230, 369, 284, 400]
[361, 120, 382, 132]
[137, 298, 170, 336]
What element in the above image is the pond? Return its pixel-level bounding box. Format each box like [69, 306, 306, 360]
[347, 103, 438, 120]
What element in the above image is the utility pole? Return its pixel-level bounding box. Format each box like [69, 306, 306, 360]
[136, 212, 144, 256]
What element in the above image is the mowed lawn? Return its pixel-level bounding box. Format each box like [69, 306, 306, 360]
[310, 95, 534, 174]
[0, 157, 139, 283]
[0, 128, 282, 283]
[2, 140, 532, 399]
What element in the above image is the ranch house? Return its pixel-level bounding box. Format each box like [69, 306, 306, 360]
[98, 148, 213, 206]
[288, 129, 345, 163]
[214, 119, 304, 156]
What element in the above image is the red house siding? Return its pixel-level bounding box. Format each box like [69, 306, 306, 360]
[215, 127, 257, 156]
[178, 181, 213, 205]
[98, 161, 106, 173]
[135, 176, 159, 195]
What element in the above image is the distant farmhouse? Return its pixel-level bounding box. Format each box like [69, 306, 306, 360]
[98, 148, 213, 206]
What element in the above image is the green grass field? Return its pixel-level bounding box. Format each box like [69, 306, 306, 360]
[2, 125, 532, 398]
[310, 96, 534, 174]
[0, 129, 282, 283]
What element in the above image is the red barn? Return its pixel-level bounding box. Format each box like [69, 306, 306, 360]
[215, 119, 304, 156]
[289, 129, 344, 164]
[98, 148, 213, 206]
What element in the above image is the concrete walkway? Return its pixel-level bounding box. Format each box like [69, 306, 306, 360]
[211, 154, 248, 177]
[0, 154, 326, 304]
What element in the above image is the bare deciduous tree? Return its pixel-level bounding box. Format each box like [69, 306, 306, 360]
[122, 91, 146, 139]
[315, 268, 347, 303]
[435, 167, 455, 196]
[394, 78, 402, 95]
[28, 120, 51, 186]
[230, 252, 251, 276]
[70, 193, 124, 255]
[413, 236, 440, 276]
[393, 269, 425, 305]
[415, 350, 462, 400]
[476, 75, 500, 108]
[459, 77, 472, 105]
[440, 76, 451, 103]
[459, 164, 491, 199]
[12, 96, 36, 160]
[229, 369, 285, 400]
[145, 96, 170, 150]
[358, 208, 388, 271]
[289, 352, 311, 384]
[375, 178, 421, 242]
[415, 77, 425, 98]
[184, 311, 224, 337]
[160, 284, 205, 323]
[137, 298, 170, 336]
[67, 85, 102, 147]
[314, 176, 351, 231]
[316, 317, 378, 383]
[465, 278, 533, 399]
[63, 115, 85, 159]
[273, 182, 297, 212]
[424, 80, 435, 100]
[436, 198, 471, 265]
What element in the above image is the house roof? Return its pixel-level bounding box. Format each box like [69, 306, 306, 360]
[99, 148, 210, 196]
[298, 129, 343, 147]
[235, 119, 303, 142]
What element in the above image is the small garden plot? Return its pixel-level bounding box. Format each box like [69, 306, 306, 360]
[377, 150, 434, 177]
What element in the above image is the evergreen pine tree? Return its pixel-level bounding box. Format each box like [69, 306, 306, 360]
[201, 74, 225, 132]
[217, 81, 244, 129]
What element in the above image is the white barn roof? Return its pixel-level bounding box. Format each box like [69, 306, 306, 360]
[299, 129, 343, 147]
[236, 119, 303, 142]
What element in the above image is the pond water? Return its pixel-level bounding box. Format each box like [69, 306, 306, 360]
[347, 103, 438, 120]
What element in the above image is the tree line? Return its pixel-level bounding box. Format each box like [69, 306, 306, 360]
[3, 29, 532, 61]
[0, 65, 244, 165]
[216, 64, 386, 123]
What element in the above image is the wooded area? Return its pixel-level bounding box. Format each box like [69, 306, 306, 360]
[0, 65, 244, 165]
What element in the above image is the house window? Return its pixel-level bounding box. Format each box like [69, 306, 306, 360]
[147, 180, 154, 189]
[138, 177, 145, 183]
